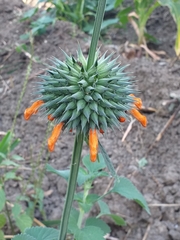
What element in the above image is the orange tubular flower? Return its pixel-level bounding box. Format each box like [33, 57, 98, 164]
[89, 129, 98, 162]
[48, 122, 64, 152]
[130, 94, 142, 109]
[119, 117, 126, 123]
[24, 100, 44, 120]
[130, 108, 147, 127]
[48, 115, 55, 121]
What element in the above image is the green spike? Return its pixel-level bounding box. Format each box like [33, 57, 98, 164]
[64, 102, 76, 111]
[84, 95, 93, 102]
[71, 91, 84, 100]
[85, 86, 94, 93]
[83, 105, 91, 120]
[60, 110, 72, 122]
[77, 99, 86, 112]
[80, 115, 88, 131]
[90, 112, 99, 127]
[93, 92, 103, 101]
[52, 103, 66, 118]
[89, 102, 98, 113]
[99, 115, 108, 129]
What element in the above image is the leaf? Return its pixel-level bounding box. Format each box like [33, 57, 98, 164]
[12, 234, 36, 240]
[0, 188, 5, 211]
[21, 8, 38, 21]
[75, 226, 105, 240]
[97, 200, 111, 217]
[25, 227, 59, 240]
[0, 213, 6, 228]
[68, 208, 79, 235]
[158, 0, 180, 56]
[4, 172, 21, 181]
[46, 164, 91, 186]
[98, 141, 117, 178]
[16, 213, 33, 232]
[85, 217, 110, 235]
[12, 204, 33, 232]
[1, 159, 19, 167]
[0, 230, 5, 240]
[82, 153, 106, 173]
[111, 177, 150, 214]
[108, 214, 126, 226]
[12, 155, 24, 161]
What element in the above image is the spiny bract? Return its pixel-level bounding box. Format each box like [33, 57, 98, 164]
[36, 48, 135, 134]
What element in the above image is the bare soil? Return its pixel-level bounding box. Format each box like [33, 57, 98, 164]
[0, 1, 180, 239]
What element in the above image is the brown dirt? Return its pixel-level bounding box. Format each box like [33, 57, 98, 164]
[0, 1, 180, 239]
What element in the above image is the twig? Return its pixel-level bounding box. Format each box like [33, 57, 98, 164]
[33, 218, 45, 227]
[104, 234, 119, 240]
[149, 203, 180, 207]
[121, 119, 136, 142]
[123, 228, 132, 240]
[142, 224, 151, 240]
[4, 235, 14, 239]
[0, 131, 7, 136]
[147, 104, 180, 154]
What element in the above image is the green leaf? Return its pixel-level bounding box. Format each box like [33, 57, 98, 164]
[0, 188, 5, 211]
[108, 214, 126, 226]
[15, 213, 33, 232]
[98, 141, 117, 178]
[75, 226, 104, 240]
[12, 204, 33, 232]
[4, 172, 21, 181]
[158, 0, 180, 56]
[12, 203, 21, 216]
[85, 217, 110, 235]
[12, 234, 35, 240]
[82, 153, 106, 173]
[97, 200, 111, 217]
[111, 177, 150, 214]
[0, 213, 6, 228]
[21, 8, 38, 21]
[68, 208, 79, 234]
[12, 155, 24, 161]
[0, 230, 5, 240]
[46, 164, 90, 186]
[25, 227, 59, 240]
[1, 159, 19, 167]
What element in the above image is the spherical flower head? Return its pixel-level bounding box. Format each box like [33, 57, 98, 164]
[24, 48, 147, 161]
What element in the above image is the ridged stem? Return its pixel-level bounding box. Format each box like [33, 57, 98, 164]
[87, 0, 107, 69]
[58, 132, 84, 240]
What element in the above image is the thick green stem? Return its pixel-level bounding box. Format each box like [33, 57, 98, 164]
[58, 132, 84, 240]
[87, 0, 106, 69]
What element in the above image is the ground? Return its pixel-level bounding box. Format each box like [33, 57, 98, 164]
[0, 1, 180, 239]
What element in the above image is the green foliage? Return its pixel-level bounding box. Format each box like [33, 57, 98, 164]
[20, 0, 119, 37]
[158, 0, 180, 56]
[0, 131, 20, 163]
[12, 203, 33, 232]
[12, 227, 59, 240]
[44, 151, 149, 239]
[130, 0, 160, 44]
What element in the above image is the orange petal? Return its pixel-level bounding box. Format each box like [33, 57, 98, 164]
[89, 129, 98, 162]
[48, 115, 55, 121]
[24, 100, 44, 120]
[119, 117, 126, 123]
[130, 108, 147, 127]
[48, 122, 64, 152]
[130, 94, 142, 109]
